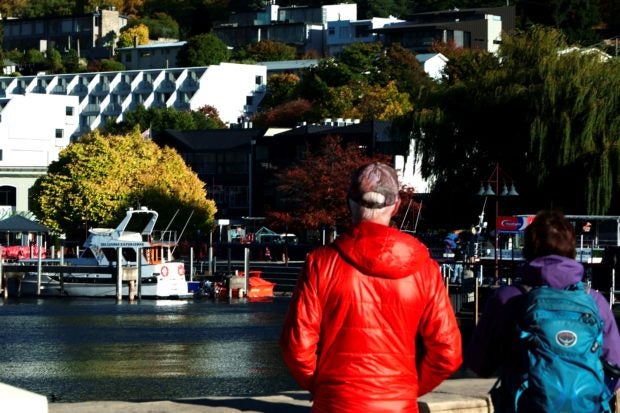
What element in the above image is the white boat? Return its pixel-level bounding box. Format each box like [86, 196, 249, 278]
[14, 207, 191, 298]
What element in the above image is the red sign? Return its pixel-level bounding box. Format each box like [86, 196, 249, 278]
[496, 215, 534, 233]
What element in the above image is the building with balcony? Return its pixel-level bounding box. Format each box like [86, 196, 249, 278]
[373, 6, 515, 54]
[325, 16, 404, 56]
[214, 3, 357, 56]
[1, 8, 128, 61]
[0, 63, 267, 141]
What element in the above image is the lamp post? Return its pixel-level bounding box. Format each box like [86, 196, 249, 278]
[477, 162, 519, 284]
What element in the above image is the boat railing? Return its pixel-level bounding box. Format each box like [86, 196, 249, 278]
[151, 230, 178, 245]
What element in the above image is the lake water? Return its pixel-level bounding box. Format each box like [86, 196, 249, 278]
[0, 296, 298, 403]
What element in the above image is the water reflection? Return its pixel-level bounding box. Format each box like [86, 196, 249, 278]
[0, 297, 297, 402]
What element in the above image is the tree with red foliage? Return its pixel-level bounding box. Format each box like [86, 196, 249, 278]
[252, 98, 313, 128]
[268, 135, 396, 233]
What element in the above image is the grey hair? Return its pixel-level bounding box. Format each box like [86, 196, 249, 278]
[349, 198, 395, 224]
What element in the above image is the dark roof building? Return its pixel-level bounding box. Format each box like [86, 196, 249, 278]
[373, 5, 515, 54]
[154, 120, 409, 222]
[154, 128, 267, 219]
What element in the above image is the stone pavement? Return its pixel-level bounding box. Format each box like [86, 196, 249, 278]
[46, 378, 497, 413]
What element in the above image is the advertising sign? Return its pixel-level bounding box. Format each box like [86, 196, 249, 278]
[496, 215, 534, 233]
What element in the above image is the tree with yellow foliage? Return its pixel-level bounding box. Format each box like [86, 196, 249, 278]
[117, 23, 150, 48]
[30, 129, 216, 239]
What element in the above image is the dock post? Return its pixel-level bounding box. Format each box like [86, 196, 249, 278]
[190, 248, 194, 282]
[59, 268, 64, 296]
[243, 248, 250, 297]
[474, 268, 480, 325]
[116, 248, 122, 302]
[36, 234, 42, 296]
[208, 231, 213, 275]
[0, 247, 5, 299]
[137, 249, 142, 301]
[128, 280, 135, 302]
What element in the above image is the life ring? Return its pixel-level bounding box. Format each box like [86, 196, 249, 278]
[178, 265, 185, 276]
[161, 265, 169, 277]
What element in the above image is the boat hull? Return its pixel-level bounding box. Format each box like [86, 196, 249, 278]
[8, 271, 191, 299]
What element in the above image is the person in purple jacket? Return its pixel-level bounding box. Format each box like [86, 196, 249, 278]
[465, 210, 620, 407]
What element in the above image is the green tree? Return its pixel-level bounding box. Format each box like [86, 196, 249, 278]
[354, 0, 411, 18]
[22, 49, 46, 74]
[339, 41, 383, 81]
[500, 27, 620, 214]
[177, 33, 230, 67]
[141, 12, 180, 39]
[104, 105, 221, 135]
[348, 80, 413, 121]
[377, 43, 434, 97]
[62, 49, 83, 73]
[416, 26, 620, 225]
[30, 129, 216, 238]
[44, 48, 64, 73]
[87, 58, 126, 72]
[243, 40, 297, 62]
[518, 0, 602, 44]
[13, 0, 75, 17]
[260, 73, 301, 108]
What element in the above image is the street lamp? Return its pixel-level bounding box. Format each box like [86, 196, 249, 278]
[477, 162, 518, 283]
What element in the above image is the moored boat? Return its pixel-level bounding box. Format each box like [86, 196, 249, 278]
[12, 207, 191, 298]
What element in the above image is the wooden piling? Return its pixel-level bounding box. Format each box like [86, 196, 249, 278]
[116, 247, 122, 302]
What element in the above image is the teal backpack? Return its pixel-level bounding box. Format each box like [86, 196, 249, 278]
[504, 282, 613, 412]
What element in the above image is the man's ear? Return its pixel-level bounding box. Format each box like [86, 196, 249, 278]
[391, 198, 402, 217]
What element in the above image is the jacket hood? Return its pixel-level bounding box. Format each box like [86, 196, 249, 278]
[333, 221, 430, 279]
[519, 254, 584, 288]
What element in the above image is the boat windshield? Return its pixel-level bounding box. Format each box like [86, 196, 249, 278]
[98, 247, 138, 263]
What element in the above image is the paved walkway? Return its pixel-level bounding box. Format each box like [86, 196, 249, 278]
[46, 378, 497, 413]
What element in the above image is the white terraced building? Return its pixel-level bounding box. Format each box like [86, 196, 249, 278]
[0, 63, 267, 217]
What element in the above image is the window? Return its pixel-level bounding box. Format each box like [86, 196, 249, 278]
[354, 25, 370, 38]
[55, 129, 64, 139]
[255, 75, 263, 85]
[228, 186, 248, 208]
[0, 186, 16, 206]
[328, 27, 335, 36]
[22, 23, 32, 35]
[0, 149, 2, 161]
[66, 106, 74, 116]
[61, 19, 73, 33]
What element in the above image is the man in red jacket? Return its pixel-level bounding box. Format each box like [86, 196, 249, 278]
[280, 162, 462, 413]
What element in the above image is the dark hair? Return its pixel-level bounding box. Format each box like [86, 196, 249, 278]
[523, 210, 576, 261]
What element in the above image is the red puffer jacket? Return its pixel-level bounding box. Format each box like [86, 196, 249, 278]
[280, 221, 462, 413]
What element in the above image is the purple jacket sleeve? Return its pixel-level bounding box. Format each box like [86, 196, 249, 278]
[591, 291, 620, 390]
